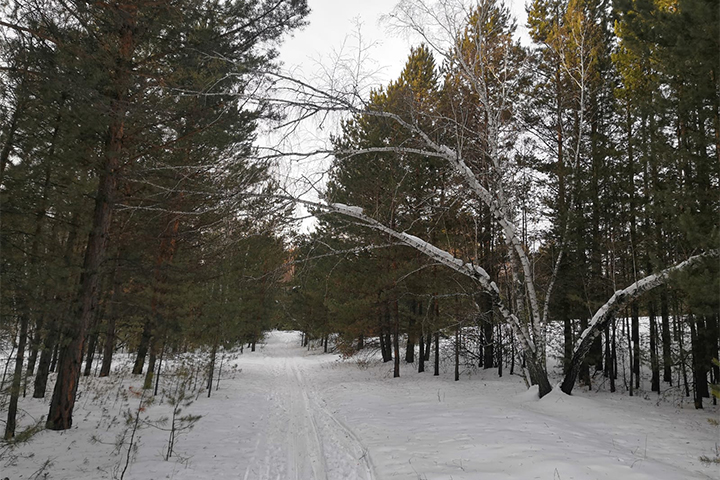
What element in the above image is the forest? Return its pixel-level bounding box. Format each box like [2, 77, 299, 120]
[0, 0, 718, 457]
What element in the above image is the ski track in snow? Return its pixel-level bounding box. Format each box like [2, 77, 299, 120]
[240, 332, 375, 480]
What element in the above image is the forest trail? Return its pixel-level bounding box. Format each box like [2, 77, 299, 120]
[240, 331, 376, 480]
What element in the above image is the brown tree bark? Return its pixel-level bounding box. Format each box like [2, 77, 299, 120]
[4, 306, 28, 440]
[46, 4, 136, 430]
[99, 256, 122, 377]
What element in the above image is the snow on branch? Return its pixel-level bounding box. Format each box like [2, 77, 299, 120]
[313, 199, 536, 352]
[576, 250, 719, 350]
[560, 249, 719, 394]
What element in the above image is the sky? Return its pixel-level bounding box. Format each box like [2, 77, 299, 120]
[278, 0, 531, 86]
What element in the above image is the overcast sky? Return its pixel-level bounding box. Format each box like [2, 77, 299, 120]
[278, 0, 530, 87]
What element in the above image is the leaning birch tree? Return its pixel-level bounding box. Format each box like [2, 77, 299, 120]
[259, 0, 718, 397]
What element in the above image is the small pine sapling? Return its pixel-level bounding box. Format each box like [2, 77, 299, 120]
[145, 368, 201, 461]
[113, 386, 152, 480]
[164, 387, 201, 460]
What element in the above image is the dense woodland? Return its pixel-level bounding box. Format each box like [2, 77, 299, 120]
[0, 0, 718, 444]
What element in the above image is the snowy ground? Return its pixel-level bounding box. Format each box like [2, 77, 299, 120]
[2, 330, 718, 479]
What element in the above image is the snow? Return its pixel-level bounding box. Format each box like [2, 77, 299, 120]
[330, 203, 364, 216]
[3, 331, 718, 480]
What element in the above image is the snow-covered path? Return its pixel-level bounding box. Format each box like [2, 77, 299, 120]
[236, 332, 375, 480]
[229, 331, 717, 480]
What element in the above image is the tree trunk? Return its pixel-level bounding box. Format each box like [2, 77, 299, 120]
[626, 316, 633, 397]
[379, 326, 389, 362]
[484, 317, 495, 369]
[143, 339, 157, 390]
[133, 321, 152, 375]
[649, 299, 660, 393]
[563, 315, 572, 375]
[405, 308, 415, 363]
[632, 302, 640, 389]
[696, 317, 710, 399]
[677, 312, 690, 397]
[418, 333, 425, 373]
[708, 314, 720, 403]
[660, 289, 672, 384]
[591, 334, 603, 373]
[610, 315, 616, 392]
[4, 310, 29, 440]
[207, 341, 217, 398]
[424, 334, 431, 361]
[454, 325, 460, 382]
[393, 299, 400, 378]
[154, 341, 165, 396]
[434, 332, 440, 376]
[100, 254, 122, 377]
[33, 321, 58, 399]
[99, 313, 117, 377]
[83, 330, 98, 377]
[497, 323, 503, 378]
[25, 312, 45, 379]
[688, 315, 704, 409]
[46, 5, 136, 430]
[50, 341, 59, 373]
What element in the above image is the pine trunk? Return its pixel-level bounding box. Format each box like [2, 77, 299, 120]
[660, 290, 672, 384]
[484, 318, 494, 369]
[393, 299, 400, 378]
[626, 315, 633, 397]
[632, 302, 640, 389]
[83, 331, 98, 377]
[454, 325, 460, 382]
[405, 310, 415, 363]
[563, 315, 572, 375]
[4, 311, 29, 440]
[688, 315, 704, 409]
[649, 299, 660, 393]
[207, 341, 217, 398]
[46, 6, 135, 429]
[434, 332, 439, 376]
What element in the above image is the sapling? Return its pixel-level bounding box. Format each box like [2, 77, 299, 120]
[145, 370, 201, 460]
[164, 387, 201, 460]
[113, 386, 152, 480]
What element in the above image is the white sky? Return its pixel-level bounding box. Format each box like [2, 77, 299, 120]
[278, 0, 530, 86]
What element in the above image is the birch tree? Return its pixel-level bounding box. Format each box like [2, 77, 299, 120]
[263, 0, 718, 397]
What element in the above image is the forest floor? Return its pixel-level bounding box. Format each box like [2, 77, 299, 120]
[1, 330, 719, 479]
